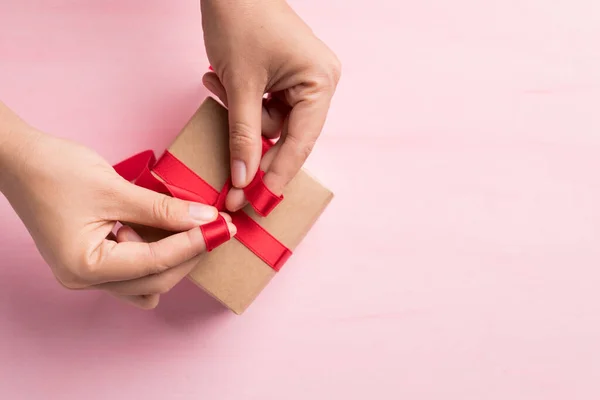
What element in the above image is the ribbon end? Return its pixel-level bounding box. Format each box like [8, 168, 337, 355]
[200, 215, 231, 252]
[244, 170, 283, 217]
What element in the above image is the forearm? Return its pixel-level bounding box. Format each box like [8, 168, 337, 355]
[200, 0, 283, 23]
[0, 102, 40, 192]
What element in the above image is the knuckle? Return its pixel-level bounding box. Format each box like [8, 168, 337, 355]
[331, 56, 342, 83]
[55, 273, 85, 290]
[224, 68, 265, 91]
[300, 140, 316, 160]
[146, 242, 168, 274]
[149, 276, 175, 295]
[311, 57, 342, 91]
[64, 251, 100, 285]
[142, 272, 177, 295]
[287, 134, 316, 161]
[266, 168, 288, 192]
[311, 73, 333, 90]
[154, 282, 172, 295]
[226, 73, 249, 91]
[229, 122, 257, 154]
[152, 195, 176, 222]
[139, 295, 160, 310]
[53, 242, 107, 288]
[223, 68, 245, 87]
[99, 181, 123, 200]
[75, 260, 99, 283]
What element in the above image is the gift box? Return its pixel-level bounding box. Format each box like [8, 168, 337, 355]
[116, 97, 333, 314]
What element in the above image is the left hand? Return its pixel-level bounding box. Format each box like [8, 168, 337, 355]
[0, 121, 235, 310]
[200, 0, 341, 212]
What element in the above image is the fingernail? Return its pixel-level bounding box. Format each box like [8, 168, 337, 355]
[228, 222, 237, 237]
[231, 160, 247, 188]
[189, 203, 218, 223]
[123, 228, 143, 242]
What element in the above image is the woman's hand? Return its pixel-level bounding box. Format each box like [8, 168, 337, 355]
[0, 112, 235, 309]
[201, 0, 341, 211]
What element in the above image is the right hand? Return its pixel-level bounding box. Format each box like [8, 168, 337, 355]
[1, 127, 236, 309]
[201, 0, 341, 212]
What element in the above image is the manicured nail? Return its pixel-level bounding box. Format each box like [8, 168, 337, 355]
[189, 203, 218, 223]
[231, 160, 247, 188]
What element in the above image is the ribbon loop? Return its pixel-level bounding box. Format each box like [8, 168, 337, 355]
[200, 215, 231, 251]
[243, 170, 283, 217]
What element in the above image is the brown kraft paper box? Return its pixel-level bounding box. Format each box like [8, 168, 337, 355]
[134, 97, 333, 314]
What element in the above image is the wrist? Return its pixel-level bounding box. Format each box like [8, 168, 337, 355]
[0, 104, 41, 193]
[201, 0, 283, 14]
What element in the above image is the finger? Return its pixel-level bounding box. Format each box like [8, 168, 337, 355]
[225, 129, 281, 212]
[97, 217, 235, 295]
[109, 292, 161, 310]
[104, 226, 175, 299]
[226, 95, 331, 211]
[225, 81, 264, 189]
[103, 227, 162, 308]
[225, 188, 246, 212]
[262, 96, 331, 195]
[118, 212, 233, 243]
[115, 225, 143, 243]
[262, 95, 290, 138]
[87, 217, 237, 284]
[98, 258, 198, 296]
[203, 72, 288, 139]
[203, 72, 228, 105]
[116, 181, 219, 231]
[84, 226, 211, 284]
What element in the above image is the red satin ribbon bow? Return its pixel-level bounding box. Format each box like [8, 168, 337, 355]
[113, 138, 292, 271]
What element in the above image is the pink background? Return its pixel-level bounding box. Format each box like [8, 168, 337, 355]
[1, 0, 600, 398]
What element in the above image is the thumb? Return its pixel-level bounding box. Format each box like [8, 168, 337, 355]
[225, 85, 264, 188]
[117, 182, 219, 231]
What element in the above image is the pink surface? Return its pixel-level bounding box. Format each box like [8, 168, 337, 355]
[1, 0, 600, 398]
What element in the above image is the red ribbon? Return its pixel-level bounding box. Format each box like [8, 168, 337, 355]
[113, 138, 292, 271]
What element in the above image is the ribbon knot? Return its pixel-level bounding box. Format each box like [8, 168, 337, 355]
[211, 169, 282, 218]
